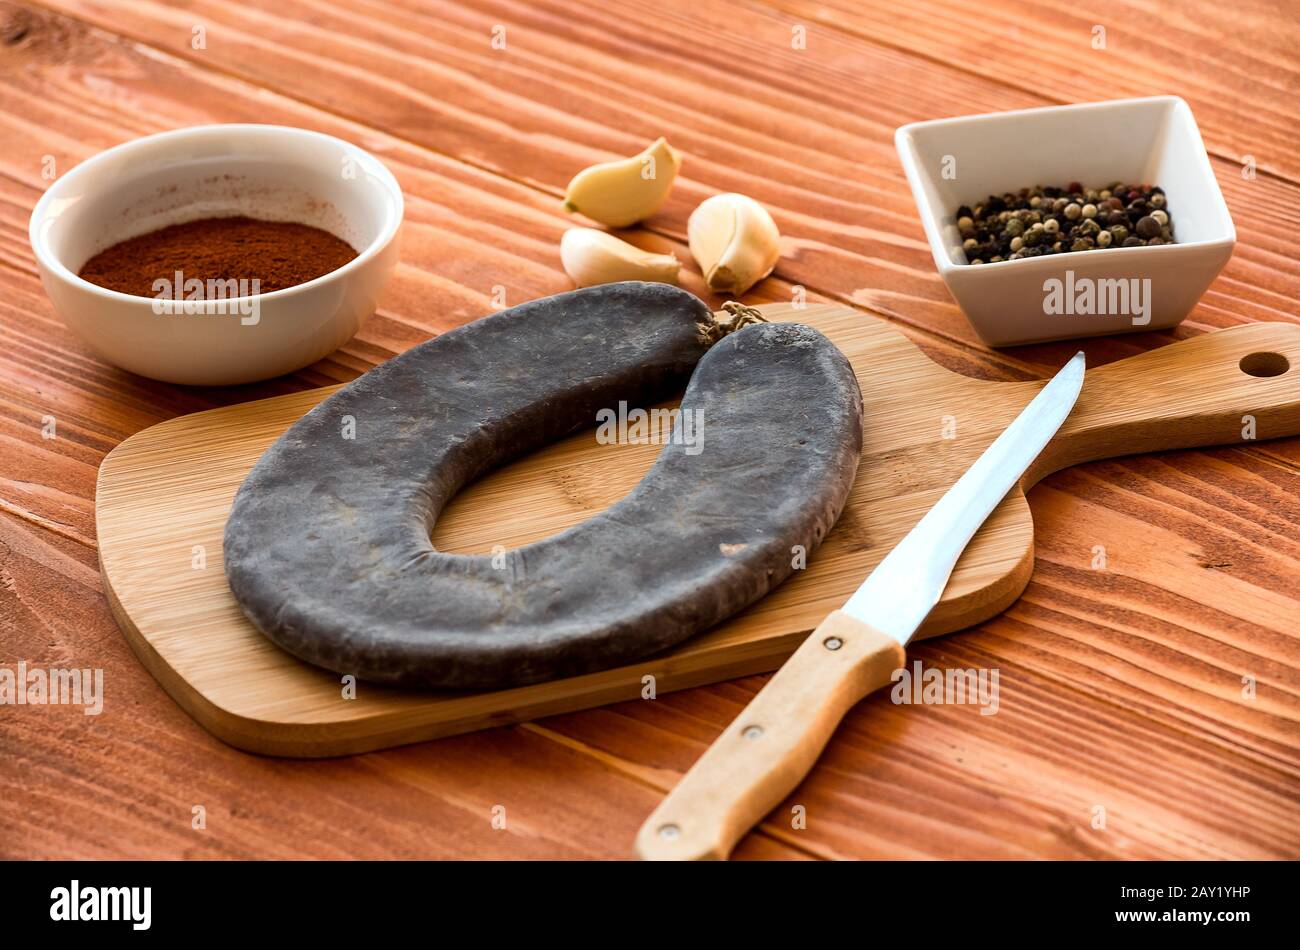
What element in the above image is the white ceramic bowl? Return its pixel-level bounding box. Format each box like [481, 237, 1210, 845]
[29, 124, 403, 385]
[896, 96, 1235, 346]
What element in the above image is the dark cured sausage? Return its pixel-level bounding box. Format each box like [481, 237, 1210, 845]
[224, 283, 862, 688]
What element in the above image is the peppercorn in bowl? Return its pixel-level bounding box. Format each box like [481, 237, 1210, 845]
[956, 182, 1173, 264]
[895, 97, 1234, 346]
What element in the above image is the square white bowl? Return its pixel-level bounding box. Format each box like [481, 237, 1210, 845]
[895, 96, 1235, 346]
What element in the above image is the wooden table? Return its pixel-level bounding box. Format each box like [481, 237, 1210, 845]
[2, 0, 1297, 861]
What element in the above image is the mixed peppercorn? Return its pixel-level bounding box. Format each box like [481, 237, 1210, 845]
[957, 183, 1173, 264]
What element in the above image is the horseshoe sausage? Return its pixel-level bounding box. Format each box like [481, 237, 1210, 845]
[224, 283, 863, 689]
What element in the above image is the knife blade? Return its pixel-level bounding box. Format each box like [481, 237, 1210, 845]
[635, 352, 1086, 860]
[844, 349, 1086, 641]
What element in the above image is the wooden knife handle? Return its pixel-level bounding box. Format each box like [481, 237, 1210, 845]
[634, 611, 906, 861]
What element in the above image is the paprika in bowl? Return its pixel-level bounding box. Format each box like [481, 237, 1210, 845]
[28, 124, 403, 385]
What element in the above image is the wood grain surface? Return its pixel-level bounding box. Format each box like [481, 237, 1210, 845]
[1, 0, 1297, 859]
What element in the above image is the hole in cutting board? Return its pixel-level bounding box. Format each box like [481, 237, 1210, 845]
[1239, 352, 1289, 378]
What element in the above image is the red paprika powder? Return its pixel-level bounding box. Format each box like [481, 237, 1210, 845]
[78, 216, 357, 298]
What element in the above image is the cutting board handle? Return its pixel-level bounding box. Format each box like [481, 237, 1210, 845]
[1030, 322, 1300, 483]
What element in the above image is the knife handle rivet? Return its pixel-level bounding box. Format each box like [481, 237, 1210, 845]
[823, 637, 843, 651]
[657, 823, 680, 840]
[742, 725, 764, 740]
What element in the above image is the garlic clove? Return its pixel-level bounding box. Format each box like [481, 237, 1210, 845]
[563, 138, 681, 228]
[560, 228, 681, 288]
[687, 193, 781, 295]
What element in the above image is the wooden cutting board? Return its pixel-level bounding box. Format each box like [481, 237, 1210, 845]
[95, 303, 1300, 757]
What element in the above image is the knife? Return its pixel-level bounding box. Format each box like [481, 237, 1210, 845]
[635, 351, 1086, 860]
